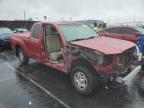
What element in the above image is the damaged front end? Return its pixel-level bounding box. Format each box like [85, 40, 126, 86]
[115, 47, 141, 84]
[95, 47, 141, 85]
[69, 42, 141, 87]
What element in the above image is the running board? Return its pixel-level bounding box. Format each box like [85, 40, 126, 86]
[116, 66, 141, 84]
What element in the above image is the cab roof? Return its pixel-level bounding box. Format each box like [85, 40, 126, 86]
[35, 21, 82, 25]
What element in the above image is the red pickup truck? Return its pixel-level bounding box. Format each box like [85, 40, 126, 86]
[11, 22, 140, 95]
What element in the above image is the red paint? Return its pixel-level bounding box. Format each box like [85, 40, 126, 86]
[10, 22, 136, 76]
[71, 37, 135, 55]
[98, 26, 140, 43]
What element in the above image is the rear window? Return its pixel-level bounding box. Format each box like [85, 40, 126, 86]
[119, 27, 137, 35]
[106, 28, 121, 34]
[107, 27, 138, 35]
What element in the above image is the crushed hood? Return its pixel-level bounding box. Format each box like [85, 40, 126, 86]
[70, 37, 135, 55]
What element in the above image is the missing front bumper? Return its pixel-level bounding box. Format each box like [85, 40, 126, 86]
[116, 65, 141, 84]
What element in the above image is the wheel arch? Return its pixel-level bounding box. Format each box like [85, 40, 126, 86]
[14, 40, 29, 57]
[71, 57, 96, 74]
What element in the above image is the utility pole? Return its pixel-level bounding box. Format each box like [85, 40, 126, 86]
[44, 16, 47, 21]
[24, 11, 26, 20]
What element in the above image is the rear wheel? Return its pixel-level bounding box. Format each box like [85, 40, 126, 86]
[17, 48, 29, 65]
[71, 66, 97, 95]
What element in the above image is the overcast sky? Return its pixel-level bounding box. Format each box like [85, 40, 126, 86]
[0, 0, 143, 23]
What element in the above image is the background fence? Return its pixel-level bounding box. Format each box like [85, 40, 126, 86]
[0, 20, 37, 30]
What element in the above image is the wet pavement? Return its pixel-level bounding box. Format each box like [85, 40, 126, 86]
[0, 50, 144, 108]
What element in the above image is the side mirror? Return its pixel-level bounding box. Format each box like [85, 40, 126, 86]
[135, 32, 141, 37]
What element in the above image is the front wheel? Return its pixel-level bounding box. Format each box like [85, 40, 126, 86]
[17, 48, 29, 65]
[71, 66, 97, 95]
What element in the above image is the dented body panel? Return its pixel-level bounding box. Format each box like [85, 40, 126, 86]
[10, 22, 138, 82]
[70, 37, 135, 55]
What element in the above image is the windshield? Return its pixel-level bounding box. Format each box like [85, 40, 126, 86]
[20, 28, 28, 31]
[0, 28, 13, 36]
[17, 28, 28, 32]
[59, 24, 100, 41]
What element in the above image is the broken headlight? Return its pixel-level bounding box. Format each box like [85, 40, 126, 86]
[103, 55, 113, 65]
[95, 51, 113, 65]
[95, 51, 104, 65]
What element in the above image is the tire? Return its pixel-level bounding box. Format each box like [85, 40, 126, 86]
[17, 48, 29, 65]
[71, 66, 97, 95]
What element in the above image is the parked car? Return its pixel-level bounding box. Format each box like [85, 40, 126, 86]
[13, 28, 28, 33]
[98, 26, 144, 57]
[0, 27, 13, 50]
[98, 26, 143, 42]
[77, 20, 107, 32]
[11, 22, 140, 95]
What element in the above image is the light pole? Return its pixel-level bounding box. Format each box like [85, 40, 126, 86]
[24, 11, 26, 20]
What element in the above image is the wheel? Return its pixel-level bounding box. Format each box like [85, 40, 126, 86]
[17, 48, 29, 65]
[71, 66, 97, 95]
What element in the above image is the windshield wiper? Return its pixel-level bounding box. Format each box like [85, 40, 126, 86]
[70, 36, 95, 42]
[86, 36, 95, 40]
[70, 38, 86, 42]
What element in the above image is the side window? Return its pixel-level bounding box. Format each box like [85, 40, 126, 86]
[45, 25, 58, 35]
[120, 27, 137, 35]
[106, 28, 121, 34]
[32, 24, 40, 38]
